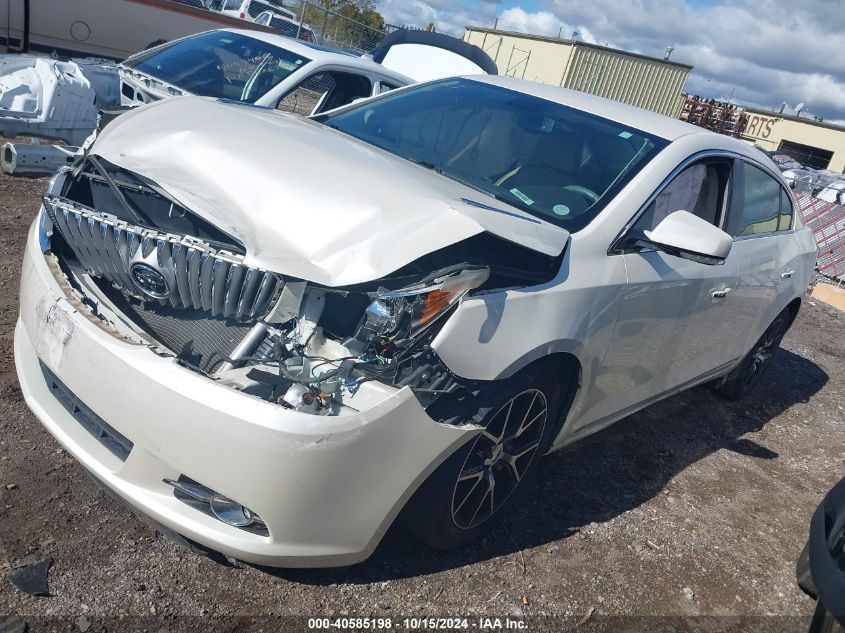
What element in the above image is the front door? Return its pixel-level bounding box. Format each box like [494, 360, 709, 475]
[577, 157, 739, 429]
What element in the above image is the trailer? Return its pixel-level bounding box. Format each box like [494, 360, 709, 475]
[1, 0, 273, 60]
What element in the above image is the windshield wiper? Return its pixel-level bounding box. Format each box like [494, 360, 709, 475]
[408, 158, 537, 215]
[410, 159, 445, 174]
[431, 163, 526, 207]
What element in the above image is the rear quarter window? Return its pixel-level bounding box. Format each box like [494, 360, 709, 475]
[778, 188, 794, 231]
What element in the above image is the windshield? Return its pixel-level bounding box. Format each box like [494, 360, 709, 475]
[325, 78, 668, 230]
[123, 31, 310, 103]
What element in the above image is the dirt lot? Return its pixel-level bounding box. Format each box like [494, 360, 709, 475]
[0, 163, 843, 631]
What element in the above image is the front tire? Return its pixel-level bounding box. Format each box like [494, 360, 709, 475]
[405, 366, 564, 550]
[712, 307, 791, 400]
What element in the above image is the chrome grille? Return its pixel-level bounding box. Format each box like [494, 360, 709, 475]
[44, 195, 281, 321]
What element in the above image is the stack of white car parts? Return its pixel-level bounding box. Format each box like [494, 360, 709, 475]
[0, 56, 118, 175]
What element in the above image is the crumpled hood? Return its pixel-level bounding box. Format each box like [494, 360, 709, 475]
[91, 96, 568, 287]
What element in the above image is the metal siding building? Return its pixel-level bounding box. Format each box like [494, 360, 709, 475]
[740, 108, 845, 173]
[464, 27, 692, 118]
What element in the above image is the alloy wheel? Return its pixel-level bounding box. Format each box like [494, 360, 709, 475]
[451, 388, 549, 530]
[741, 316, 786, 390]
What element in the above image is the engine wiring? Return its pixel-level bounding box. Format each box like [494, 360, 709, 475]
[217, 267, 470, 414]
[217, 317, 400, 414]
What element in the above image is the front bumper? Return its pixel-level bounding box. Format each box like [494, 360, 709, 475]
[15, 218, 477, 567]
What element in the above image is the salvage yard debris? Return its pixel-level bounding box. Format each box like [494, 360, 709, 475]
[0, 56, 117, 145]
[0, 55, 119, 176]
[7, 556, 53, 597]
[795, 193, 845, 282]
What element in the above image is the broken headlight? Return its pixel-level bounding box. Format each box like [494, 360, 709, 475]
[352, 267, 489, 350]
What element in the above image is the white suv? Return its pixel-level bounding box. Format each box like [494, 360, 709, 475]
[15, 76, 817, 567]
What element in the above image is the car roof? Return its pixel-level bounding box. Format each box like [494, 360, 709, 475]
[467, 75, 739, 144]
[224, 28, 407, 79]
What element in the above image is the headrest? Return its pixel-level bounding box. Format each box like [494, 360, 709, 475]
[534, 129, 583, 174]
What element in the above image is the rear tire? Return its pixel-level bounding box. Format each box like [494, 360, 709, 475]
[404, 365, 564, 550]
[711, 307, 790, 401]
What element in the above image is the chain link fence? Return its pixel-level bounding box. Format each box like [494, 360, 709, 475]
[176, 0, 390, 53]
[278, 1, 389, 53]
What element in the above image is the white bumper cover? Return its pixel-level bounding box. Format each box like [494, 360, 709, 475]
[15, 219, 477, 567]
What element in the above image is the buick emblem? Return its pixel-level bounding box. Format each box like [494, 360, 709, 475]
[130, 262, 170, 299]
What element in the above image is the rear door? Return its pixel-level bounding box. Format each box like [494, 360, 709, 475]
[720, 160, 804, 355]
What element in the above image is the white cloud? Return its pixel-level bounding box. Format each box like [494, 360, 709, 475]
[378, 0, 496, 35]
[496, 8, 559, 36]
[496, 8, 602, 44]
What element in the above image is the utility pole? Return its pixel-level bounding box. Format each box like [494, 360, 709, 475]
[295, 0, 306, 40]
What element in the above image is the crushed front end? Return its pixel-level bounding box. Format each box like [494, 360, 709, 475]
[37, 157, 502, 416]
[15, 160, 488, 567]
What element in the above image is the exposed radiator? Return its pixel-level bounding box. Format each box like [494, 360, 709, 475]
[44, 195, 281, 322]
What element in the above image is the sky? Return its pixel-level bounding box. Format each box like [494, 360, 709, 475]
[375, 0, 845, 125]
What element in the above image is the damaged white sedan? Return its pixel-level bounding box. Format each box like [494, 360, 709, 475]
[15, 76, 816, 566]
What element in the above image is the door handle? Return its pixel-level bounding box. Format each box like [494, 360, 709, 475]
[711, 288, 732, 298]
[781, 270, 795, 278]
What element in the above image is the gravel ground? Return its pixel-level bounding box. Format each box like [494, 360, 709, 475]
[0, 160, 843, 632]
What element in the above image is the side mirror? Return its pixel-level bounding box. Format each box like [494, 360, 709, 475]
[643, 210, 732, 265]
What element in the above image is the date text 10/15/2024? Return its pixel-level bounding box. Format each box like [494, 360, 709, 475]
[307, 618, 528, 630]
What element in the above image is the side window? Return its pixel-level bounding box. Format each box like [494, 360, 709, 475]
[277, 72, 371, 116]
[278, 73, 337, 115]
[726, 162, 789, 237]
[379, 82, 399, 94]
[318, 73, 371, 113]
[634, 160, 729, 232]
[778, 188, 794, 231]
[248, 1, 276, 18]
